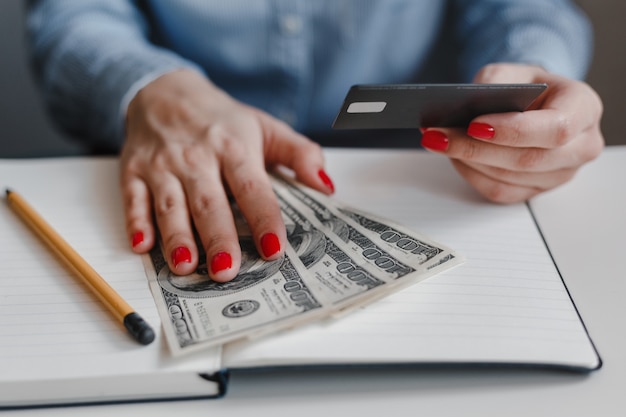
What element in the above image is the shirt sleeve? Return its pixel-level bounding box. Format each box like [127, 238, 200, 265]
[449, 0, 593, 82]
[26, 0, 204, 151]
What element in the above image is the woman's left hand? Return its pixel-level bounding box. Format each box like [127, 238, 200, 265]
[421, 63, 604, 203]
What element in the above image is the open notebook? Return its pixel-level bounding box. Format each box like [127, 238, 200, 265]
[0, 149, 601, 409]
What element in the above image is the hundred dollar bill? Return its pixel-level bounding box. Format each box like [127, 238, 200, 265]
[337, 206, 463, 273]
[338, 206, 464, 274]
[146, 179, 463, 355]
[276, 192, 413, 308]
[272, 175, 464, 312]
[272, 175, 463, 272]
[145, 196, 412, 355]
[278, 191, 417, 278]
[144, 236, 328, 356]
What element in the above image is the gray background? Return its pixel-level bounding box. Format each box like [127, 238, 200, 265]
[1, 0, 624, 158]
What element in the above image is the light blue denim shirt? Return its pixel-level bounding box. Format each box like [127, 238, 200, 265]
[26, 0, 592, 151]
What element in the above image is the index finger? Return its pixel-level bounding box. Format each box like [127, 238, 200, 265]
[468, 79, 602, 149]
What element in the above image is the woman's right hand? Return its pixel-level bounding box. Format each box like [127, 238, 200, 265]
[120, 69, 334, 282]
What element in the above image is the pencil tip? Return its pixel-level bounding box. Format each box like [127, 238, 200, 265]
[5, 188, 12, 197]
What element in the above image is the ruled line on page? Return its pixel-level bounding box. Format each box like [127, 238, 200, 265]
[223, 149, 600, 370]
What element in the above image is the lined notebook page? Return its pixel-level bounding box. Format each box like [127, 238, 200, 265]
[224, 148, 600, 370]
[0, 158, 220, 387]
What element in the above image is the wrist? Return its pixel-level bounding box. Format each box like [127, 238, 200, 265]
[126, 69, 219, 121]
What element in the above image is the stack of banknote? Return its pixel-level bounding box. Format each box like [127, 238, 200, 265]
[144, 175, 463, 356]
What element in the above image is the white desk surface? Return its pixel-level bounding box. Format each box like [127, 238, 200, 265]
[7, 146, 626, 417]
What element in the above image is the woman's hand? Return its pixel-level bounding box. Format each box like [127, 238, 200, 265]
[421, 63, 604, 203]
[120, 69, 334, 282]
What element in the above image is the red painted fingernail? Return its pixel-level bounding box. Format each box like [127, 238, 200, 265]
[261, 233, 281, 258]
[421, 130, 449, 152]
[131, 231, 144, 248]
[467, 122, 495, 140]
[210, 252, 233, 274]
[318, 169, 335, 193]
[172, 246, 192, 267]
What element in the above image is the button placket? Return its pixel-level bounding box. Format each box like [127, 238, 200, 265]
[270, 0, 310, 130]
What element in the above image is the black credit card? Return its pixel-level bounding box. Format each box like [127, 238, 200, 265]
[332, 83, 547, 129]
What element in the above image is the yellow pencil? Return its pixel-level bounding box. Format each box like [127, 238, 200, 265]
[5, 188, 155, 345]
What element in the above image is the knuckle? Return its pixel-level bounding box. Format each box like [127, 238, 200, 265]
[119, 176, 136, 198]
[154, 193, 181, 217]
[210, 127, 256, 164]
[203, 232, 234, 253]
[481, 183, 525, 204]
[149, 147, 176, 171]
[204, 123, 228, 146]
[120, 153, 142, 175]
[238, 200, 279, 232]
[505, 117, 524, 146]
[236, 177, 262, 195]
[204, 123, 246, 153]
[181, 145, 207, 171]
[481, 183, 511, 204]
[120, 156, 148, 186]
[460, 138, 480, 161]
[124, 191, 145, 212]
[228, 166, 269, 198]
[553, 114, 573, 147]
[515, 148, 545, 170]
[188, 192, 217, 219]
[247, 208, 273, 227]
[224, 142, 250, 165]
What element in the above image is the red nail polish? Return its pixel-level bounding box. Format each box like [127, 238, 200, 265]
[467, 122, 495, 140]
[210, 252, 233, 274]
[131, 231, 144, 248]
[421, 130, 449, 152]
[172, 246, 192, 267]
[318, 169, 335, 193]
[261, 233, 281, 258]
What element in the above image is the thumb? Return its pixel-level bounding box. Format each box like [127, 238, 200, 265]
[473, 63, 543, 84]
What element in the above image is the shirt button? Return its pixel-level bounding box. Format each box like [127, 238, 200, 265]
[280, 15, 303, 35]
